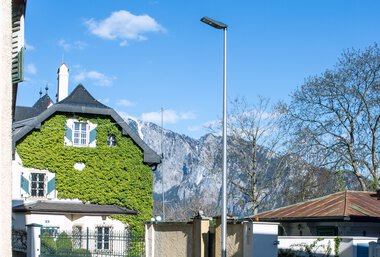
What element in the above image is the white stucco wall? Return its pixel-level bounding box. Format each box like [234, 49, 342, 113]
[279, 236, 378, 257]
[13, 211, 127, 232]
[248, 222, 279, 257]
[279, 237, 336, 255]
[0, 0, 13, 256]
[13, 212, 130, 254]
[12, 153, 58, 201]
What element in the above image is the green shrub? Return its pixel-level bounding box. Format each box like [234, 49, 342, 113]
[41, 232, 56, 254]
[56, 232, 72, 255]
[278, 249, 298, 257]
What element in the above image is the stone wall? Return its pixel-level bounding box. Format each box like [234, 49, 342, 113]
[0, 0, 13, 256]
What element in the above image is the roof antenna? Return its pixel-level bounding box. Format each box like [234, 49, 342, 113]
[45, 83, 49, 95]
[39, 88, 43, 98]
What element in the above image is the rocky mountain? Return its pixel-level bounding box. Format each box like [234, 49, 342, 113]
[126, 118, 360, 220]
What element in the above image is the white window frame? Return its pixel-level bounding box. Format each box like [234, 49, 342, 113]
[96, 226, 112, 251]
[65, 119, 97, 147]
[73, 121, 89, 146]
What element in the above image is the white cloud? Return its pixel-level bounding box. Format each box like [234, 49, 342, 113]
[141, 109, 196, 124]
[25, 41, 35, 51]
[119, 41, 128, 47]
[73, 70, 115, 87]
[74, 41, 87, 49]
[58, 39, 87, 51]
[58, 39, 70, 51]
[117, 99, 134, 107]
[85, 10, 165, 45]
[180, 111, 197, 120]
[26, 63, 37, 75]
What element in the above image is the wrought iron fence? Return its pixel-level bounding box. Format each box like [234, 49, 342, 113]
[12, 229, 27, 253]
[40, 228, 144, 257]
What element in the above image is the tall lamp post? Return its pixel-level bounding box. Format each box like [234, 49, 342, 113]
[200, 16, 228, 257]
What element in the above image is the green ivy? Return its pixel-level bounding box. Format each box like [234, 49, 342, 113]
[17, 114, 153, 233]
[334, 237, 342, 257]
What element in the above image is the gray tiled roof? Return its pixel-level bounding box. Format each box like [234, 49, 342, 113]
[14, 94, 54, 122]
[57, 84, 109, 109]
[14, 106, 39, 122]
[13, 84, 161, 165]
[13, 201, 137, 215]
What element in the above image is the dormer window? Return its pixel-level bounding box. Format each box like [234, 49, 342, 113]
[64, 119, 97, 147]
[73, 122, 88, 146]
[107, 134, 117, 146]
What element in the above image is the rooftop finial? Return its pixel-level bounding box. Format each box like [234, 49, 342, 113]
[39, 88, 42, 98]
[45, 83, 49, 95]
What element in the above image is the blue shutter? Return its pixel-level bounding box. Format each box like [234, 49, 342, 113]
[47, 177, 55, 194]
[46, 173, 56, 199]
[89, 127, 97, 144]
[20, 172, 30, 197]
[65, 125, 72, 141]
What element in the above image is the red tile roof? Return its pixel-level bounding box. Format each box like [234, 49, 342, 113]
[255, 191, 380, 221]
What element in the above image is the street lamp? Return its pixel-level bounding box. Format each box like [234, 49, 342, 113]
[200, 16, 228, 257]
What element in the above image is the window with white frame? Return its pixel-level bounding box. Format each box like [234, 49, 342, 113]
[64, 119, 97, 147]
[73, 122, 88, 146]
[96, 226, 111, 250]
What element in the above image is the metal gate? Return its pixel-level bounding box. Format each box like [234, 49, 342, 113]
[40, 228, 144, 257]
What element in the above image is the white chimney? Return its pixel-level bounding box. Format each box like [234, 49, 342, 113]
[57, 63, 69, 102]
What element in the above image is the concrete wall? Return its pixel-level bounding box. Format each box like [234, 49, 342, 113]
[213, 220, 244, 257]
[226, 224, 244, 257]
[0, 1, 13, 256]
[146, 222, 194, 257]
[145, 219, 279, 257]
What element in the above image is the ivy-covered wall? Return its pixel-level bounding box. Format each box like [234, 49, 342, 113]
[16, 114, 153, 233]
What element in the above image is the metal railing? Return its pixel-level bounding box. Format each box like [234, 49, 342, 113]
[40, 228, 144, 257]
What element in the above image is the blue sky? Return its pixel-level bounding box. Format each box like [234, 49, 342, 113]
[20, 0, 380, 138]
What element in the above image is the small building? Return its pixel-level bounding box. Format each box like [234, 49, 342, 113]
[253, 191, 380, 237]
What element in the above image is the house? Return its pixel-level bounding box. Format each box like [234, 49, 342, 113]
[12, 63, 161, 253]
[253, 190, 380, 237]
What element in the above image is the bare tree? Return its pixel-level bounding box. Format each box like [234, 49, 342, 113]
[226, 96, 288, 215]
[285, 43, 380, 190]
